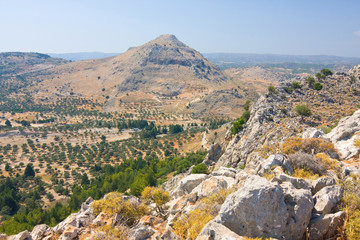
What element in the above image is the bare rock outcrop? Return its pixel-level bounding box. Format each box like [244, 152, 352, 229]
[171, 174, 210, 198]
[309, 211, 346, 240]
[214, 175, 313, 240]
[326, 109, 360, 159]
[196, 221, 244, 240]
[313, 185, 342, 215]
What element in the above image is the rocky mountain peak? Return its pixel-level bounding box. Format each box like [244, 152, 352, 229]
[149, 34, 183, 46]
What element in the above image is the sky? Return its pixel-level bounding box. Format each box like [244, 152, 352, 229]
[1, 0, 360, 57]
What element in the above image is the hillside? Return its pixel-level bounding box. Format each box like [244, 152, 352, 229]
[0, 52, 67, 95]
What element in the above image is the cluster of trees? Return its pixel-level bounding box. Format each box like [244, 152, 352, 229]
[231, 100, 251, 135]
[0, 151, 206, 235]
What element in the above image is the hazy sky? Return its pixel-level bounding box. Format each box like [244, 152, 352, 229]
[1, 0, 360, 57]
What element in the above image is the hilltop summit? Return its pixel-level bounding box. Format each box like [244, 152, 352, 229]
[26, 35, 248, 117]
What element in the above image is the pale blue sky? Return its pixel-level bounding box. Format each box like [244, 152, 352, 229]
[1, 0, 360, 57]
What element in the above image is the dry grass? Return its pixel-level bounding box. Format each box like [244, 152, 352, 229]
[282, 137, 336, 155]
[173, 188, 234, 239]
[92, 192, 149, 227]
[292, 168, 319, 180]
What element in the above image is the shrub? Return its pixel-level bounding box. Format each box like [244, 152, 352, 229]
[353, 138, 360, 148]
[244, 100, 251, 111]
[282, 137, 336, 155]
[173, 209, 214, 240]
[291, 81, 302, 89]
[141, 187, 170, 216]
[268, 85, 277, 95]
[192, 163, 209, 174]
[92, 192, 148, 227]
[173, 188, 234, 239]
[339, 174, 360, 239]
[93, 224, 129, 240]
[315, 153, 340, 170]
[288, 151, 327, 176]
[292, 168, 319, 180]
[295, 104, 312, 120]
[321, 126, 332, 134]
[313, 82, 323, 91]
[200, 188, 234, 205]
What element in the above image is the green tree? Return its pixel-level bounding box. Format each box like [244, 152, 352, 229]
[315, 72, 325, 80]
[320, 68, 333, 76]
[306, 77, 315, 88]
[191, 163, 209, 174]
[313, 82, 323, 91]
[291, 81, 302, 89]
[295, 104, 312, 121]
[5, 119, 11, 127]
[24, 164, 35, 178]
[268, 85, 277, 95]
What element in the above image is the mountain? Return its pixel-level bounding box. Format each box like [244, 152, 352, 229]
[28, 35, 249, 118]
[0, 52, 67, 76]
[48, 52, 120, 61]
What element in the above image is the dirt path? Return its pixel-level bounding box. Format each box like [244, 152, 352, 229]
[202, 131, 208, 150]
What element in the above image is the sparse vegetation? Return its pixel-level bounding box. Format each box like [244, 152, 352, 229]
[268, 85, 277, 95]
[295, 104, 312, 120]
[282, 137, 336, 155]
[313, 82, 323, 91]
[191, 163, 209, 174]
[173, 188, 234, 239]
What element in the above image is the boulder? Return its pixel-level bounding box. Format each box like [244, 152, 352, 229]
[169, 192, 198, 215]
[272, 173, 311, 190]
[53, 213, 77, 235]
[92, 212, 107, 227]
[326, 109, 360, 142]
[30, 224, 52, 240]
[160, 227, 181, 240]
[215, 175, 313, 240]
[212, 167, 237, 178]
[196, 221, 244, 240]
[80, 196, 94, 212]
[326, 109, 360, 159]
[311, 177, 336, 195]
[203, 143, 223, 166]
[11, 230, 30, 240]
[191, 176, 234, 198]
[58, 225, 78, 240]
[313, 185, 342, 215]
[257, 154, 294, 176]
[309, 211, 346, 240]
[302, 127, 325, 139]
[128, 225, 155, 240]
[172, 174, 209, 198]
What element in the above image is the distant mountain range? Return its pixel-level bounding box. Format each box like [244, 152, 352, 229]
[47, 51, 360, 72]
[48, 52, 120, 61]
[203, 53, 360, 71]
